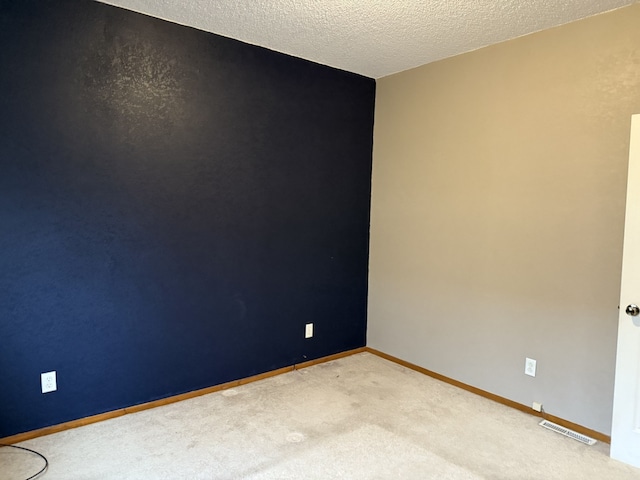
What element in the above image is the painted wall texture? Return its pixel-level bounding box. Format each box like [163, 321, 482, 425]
[0, 0, 375, 438]
[368, 4, 640, 435]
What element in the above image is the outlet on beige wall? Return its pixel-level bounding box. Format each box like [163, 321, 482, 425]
[368, 3, 640, 435]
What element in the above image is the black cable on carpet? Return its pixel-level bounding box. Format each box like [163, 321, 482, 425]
[0, 443, 49, 479]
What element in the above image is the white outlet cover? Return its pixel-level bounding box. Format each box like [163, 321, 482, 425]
[525, 358, 537, 377]
[305, 323, 313, 339]
[41, 371, 57, 393]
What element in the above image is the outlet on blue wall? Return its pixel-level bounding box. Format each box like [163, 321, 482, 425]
[0, 0, 375, 438]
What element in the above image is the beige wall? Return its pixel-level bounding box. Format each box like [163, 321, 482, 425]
[368, 4, 640, 434]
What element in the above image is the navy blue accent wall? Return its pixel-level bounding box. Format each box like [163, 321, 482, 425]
[0, 0, 375, 437]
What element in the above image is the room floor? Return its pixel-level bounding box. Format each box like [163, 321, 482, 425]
[3, 352, 639, 479]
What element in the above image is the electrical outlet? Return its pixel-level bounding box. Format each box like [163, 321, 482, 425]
[41, 371, 57, 393]
[305, 323, 313, 339]
[525, 358, 537, 377]
[532, 401, 543, 412]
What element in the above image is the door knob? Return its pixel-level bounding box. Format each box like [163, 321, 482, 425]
[626, 304, 640, 316]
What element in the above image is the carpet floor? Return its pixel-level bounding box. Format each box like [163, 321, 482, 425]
[3, 352, 640, 479]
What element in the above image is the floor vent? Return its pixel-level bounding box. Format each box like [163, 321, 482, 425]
[539, 420, 597, 445]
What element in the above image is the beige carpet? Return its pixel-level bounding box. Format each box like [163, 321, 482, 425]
[3, 352, 640, 479]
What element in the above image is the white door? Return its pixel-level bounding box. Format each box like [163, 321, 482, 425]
[611, 114, 640, 467]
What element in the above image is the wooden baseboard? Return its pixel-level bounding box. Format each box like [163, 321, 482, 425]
[364, 347, 610, 444]
[3, 346, 608, 446]
[1, 347, 366, 445]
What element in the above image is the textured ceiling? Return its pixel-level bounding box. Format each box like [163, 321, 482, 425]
[97, 0, 636, 78]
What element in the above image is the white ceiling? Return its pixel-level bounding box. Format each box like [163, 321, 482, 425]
[98, 0, 636, 79]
